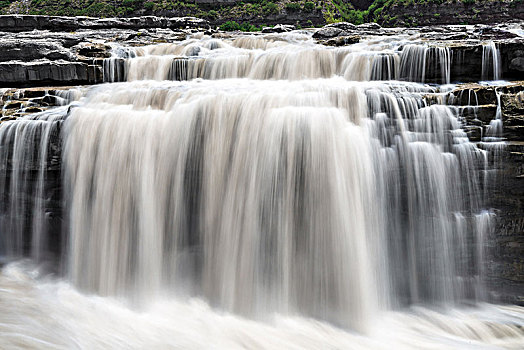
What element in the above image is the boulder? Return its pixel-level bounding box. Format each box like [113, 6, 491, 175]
[324, 35, 360, 47]
[261, 24, 295, 33]
[313, 27, 351, 39]
[356, 22, 381, 30]
[324, 22, 357, 31]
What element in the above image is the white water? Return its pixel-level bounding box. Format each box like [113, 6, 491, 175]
[0, 30, 522, 348]
[482, 41, 502, 81]
[103, 33, 458, 84]
[0, 263, 523, 350]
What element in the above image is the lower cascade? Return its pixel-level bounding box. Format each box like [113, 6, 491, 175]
[0, 27, 523, 349]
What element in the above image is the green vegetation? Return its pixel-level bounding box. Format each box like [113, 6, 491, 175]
[320, 0, 506, 27]
[219, 20, 264, 31]
[303, 1, 315, 11]
[0, 0, 324, 18]
[0, 1, 513, 29]
[0, 0, 15, 10]
[285, 2, 301, 11]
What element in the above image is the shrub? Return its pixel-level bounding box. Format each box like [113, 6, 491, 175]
[303, 1, 315, 12]
[347, 10, 365, 25]
[220, 20, 241, 31]
[144, 1, 155, 11]
[285, 2, 301, 12]
[207, 9, 218, 19]
[219, 21, 261, 32]
[262, 1, 278, 14]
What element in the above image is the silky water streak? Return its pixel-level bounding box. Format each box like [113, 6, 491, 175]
[62, 78, 488, 331]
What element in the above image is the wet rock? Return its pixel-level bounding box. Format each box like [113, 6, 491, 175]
[463, 125, 482, 141]
[502, 89, 524, 141]
[20, 89, 48, 99]
[0, 40, 73, 62]
[0, 116, 17, 122]
[261, 24, 295, 33]
[451, 82, 524, 142]
[450, 84, 497, 106]
[474, 26, 520, 40]
[313, 27, 351, 39]
[485, 141, 524, 305]
[510, 57, 524, 72]
[324, 22, 357, 31]
[324, 35, 361, 47]
[76, 43, 112, 59]
[4, 101, 22, 109]
[24, 107, 44, 113]
[357, 22, 381, 30]
[459, 104, 497, 123]
[0, 61, 100, 88]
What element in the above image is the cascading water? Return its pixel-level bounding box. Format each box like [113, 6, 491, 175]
[481, 41, 502, 81]
[0, 30, 523, 349]
[102, 36, 453, 84]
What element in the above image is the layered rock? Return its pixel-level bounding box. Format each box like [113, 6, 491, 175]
[314, 22, 524, 83]
[0, 15, 210, 33]
[0, 16, 214, 87]
[0, 61, 101, 88]
[448, 82, 524, 304]
[0, 86, 78, 120]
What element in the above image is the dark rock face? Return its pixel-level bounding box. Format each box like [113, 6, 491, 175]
[0, 61, 101, 88]
[510, 57, 524, 72]
[486, 142, 524, 305]
[449, 83, 524, 304]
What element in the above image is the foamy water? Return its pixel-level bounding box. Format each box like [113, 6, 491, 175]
[0, 263, 522, 349]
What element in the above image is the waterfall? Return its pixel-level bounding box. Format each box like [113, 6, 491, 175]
[0, 31, 519, 344]
[55, 76, 488, 329]
[0, 109, 65, 263]
[103, 36, 456, 84]
[481, 41, 502, 81]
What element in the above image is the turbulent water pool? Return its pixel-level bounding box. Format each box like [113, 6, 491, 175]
[0, 26, 523, 348]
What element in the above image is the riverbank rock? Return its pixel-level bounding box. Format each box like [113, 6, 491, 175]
[0, 86, 78, 120]
[0, 15, 210, 32]
[261, 24, 295, 33]
[0, 61, 101, 88]
[0, 40, 73, 62]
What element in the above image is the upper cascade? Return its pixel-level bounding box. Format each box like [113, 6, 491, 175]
[103, 29, 514, 84]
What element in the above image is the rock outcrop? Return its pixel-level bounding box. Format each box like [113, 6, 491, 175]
[0, 61, 101, 87]
[0, 16, 214, 87]
[448, 82, 524, 304]
[0, 15, 210, 32]
[313, 23, 524, 83]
